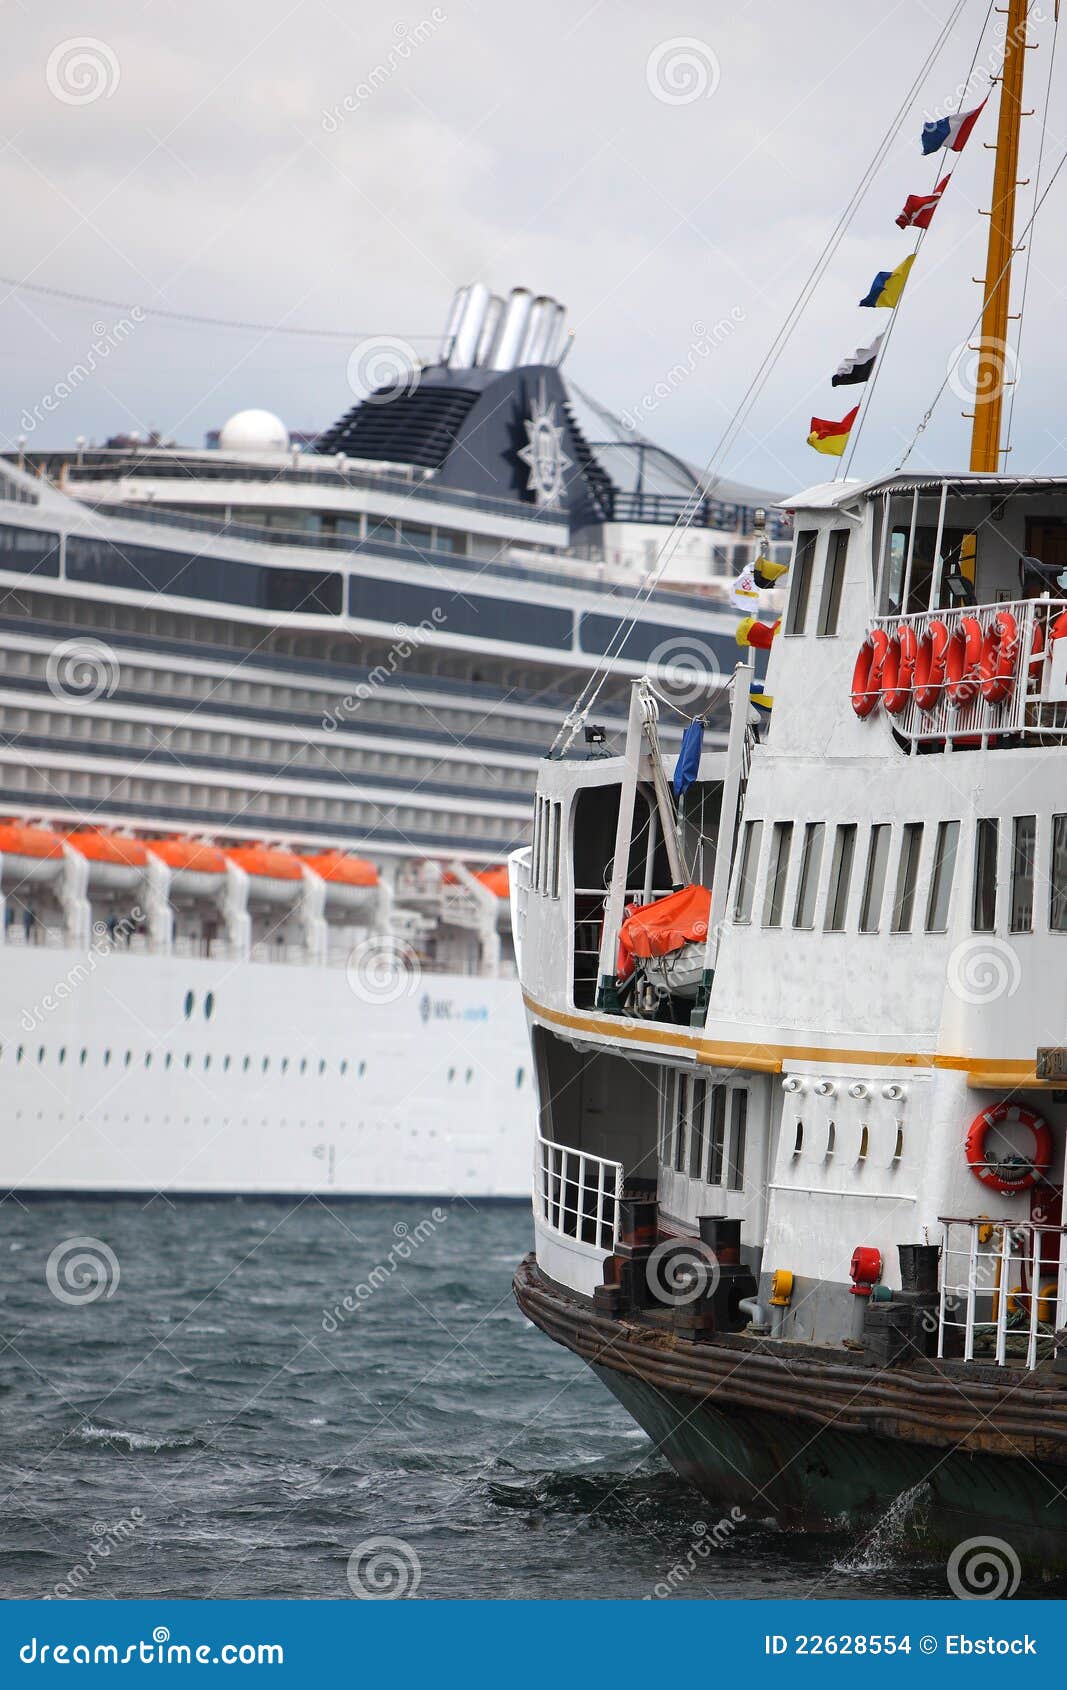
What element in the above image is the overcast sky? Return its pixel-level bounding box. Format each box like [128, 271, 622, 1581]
[5, 0, 1067, 495]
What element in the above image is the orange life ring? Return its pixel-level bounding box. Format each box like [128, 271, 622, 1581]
[979, 609, 1019, 705]
[965, 1102, 1053, 1194]
[883, 624, 918, 715]
[945, 616, 984, 708]
[851, 627, 890, 718]
[913, 619, 950, 712]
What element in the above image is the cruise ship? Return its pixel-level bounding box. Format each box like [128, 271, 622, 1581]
[513, 4, 1067, 1575]
[0, 283, 786, 1197]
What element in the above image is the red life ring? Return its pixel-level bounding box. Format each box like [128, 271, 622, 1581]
[883, 624, 918, 715]
[945, 616, 984, 708]
[851, 628, 890, 718]
[914, 619, 950, 712]
[965, 1103, 1054, 1194]
[979, 609, 1019, 705]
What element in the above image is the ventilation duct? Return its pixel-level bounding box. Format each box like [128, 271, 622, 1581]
[519, 296, 556, 366]
[475, 294, 504, 366]
[438, 286, 469, 366]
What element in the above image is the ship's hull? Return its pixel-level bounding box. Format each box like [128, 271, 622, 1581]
[515, 1255, 1067, 1573]
[1, 947, 533, 1198]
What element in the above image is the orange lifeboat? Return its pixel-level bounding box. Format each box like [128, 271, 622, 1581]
[149, 837, 227, 875]
[474, 865, 510, 899]
[65, 829, 148, 867]
[0, 820, 64, 859]
[225, 843, 302, 880]
[300, 849, 378, 887]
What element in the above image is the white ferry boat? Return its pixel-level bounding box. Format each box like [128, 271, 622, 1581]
[0, 284, 785, 1198]
[514, 4, 1067, 1571]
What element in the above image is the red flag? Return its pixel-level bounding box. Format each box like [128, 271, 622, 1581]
[896, 175, 949, 231]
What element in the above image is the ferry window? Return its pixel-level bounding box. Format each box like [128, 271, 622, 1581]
[859, 824, 891, 933]
[824, 824, 857, 932]
[785, 531, 817, 636]
[1051, 816, 1067, 931]
[672, 1077, 688, 1173]
[728, 1091, 747, 1191]
[973, 818, 999, 933]
[707, 1086, 727, 1185]
[1010, 815, 1037, 933]
[353, 575, 572, 650]
[660, 1071, 678, 1165]
[891, 823, 924, 932]
[762, 822, 793, 927]
[733, 820, 764, 922]
[925, 820, 961, 933]
[793, 822, 825, 929]
[687, 1077, 708, 1180]
[817, 531, 849, 637]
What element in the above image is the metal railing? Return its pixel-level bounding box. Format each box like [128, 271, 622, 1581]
[534, 1132, 623, 1253]
[873, 598, 1067, 745]
[937, 1215, 1067, 1371]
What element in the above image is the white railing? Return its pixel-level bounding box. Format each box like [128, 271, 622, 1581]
[873, 597, 1067, 745]
[937, 1215, 1067, 1371]
[534, 1132, 623, 1253]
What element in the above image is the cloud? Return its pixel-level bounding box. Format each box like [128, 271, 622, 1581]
[4, 0, 1066, 492]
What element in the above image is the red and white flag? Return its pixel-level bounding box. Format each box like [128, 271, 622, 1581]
[896, 175, 949, 231]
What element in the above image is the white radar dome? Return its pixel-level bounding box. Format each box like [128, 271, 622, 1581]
[218, 409, 290, 454]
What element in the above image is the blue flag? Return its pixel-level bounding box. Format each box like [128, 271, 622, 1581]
[673, 719, 704, 798]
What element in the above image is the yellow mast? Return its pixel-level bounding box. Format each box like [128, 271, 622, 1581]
[969, 0, 1030, 472]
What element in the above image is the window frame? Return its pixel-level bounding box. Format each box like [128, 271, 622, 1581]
[784, 531, 818, 637]
[816, 529, 849, 637]
[925, 819, 961, 934]
[824, 823, 858, 933]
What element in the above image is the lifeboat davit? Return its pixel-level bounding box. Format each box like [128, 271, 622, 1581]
[0, 819, 65, 884]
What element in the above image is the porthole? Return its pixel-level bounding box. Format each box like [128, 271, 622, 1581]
[318, 1059, 325, 1075]
[792, 1120, 804, 1157]
[357, 1061, 366, 1078]
[183, 990, 194, 1020]
[825, 1122, 836, 1157]
[858, 1125, 869, 1164]
[184, 1053, 192, 1069]
[340, 1060, 348, 1076]
[465, 1068, 473, 1084]
[516, 1068, 525, 1088]
[242, 1056, 250, 1072]
[223, 1055, 231, 1072]
[204, 1054, 211, 1071]
[165, 1053, 173, 1070]
[144, 1052, 152, 1068]
[103, 1050, 111, 1067]
[892, 1125, 904, 1164]
[124, 1051, 132, 1067]
[262, 1057, 270, 1073]
[37, 1047, 44, 1064]
[16, 1046, 23, 1063]
[448, 1067, 456, 1083]
[299, 1058, 307, 1075]
[281, 1058, 290, 1074]
[58, 1048, 66, 1066]
[80, 1049, 87, 1066]
[204, 991, 215, 1020]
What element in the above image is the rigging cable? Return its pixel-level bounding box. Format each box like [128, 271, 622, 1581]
[1003, 2, 1060, 459]
[0, 274, 438, 341]
[896, 131, 1067, 466]
[842, 0, 999, 478]
[550, 0, 976, 755]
